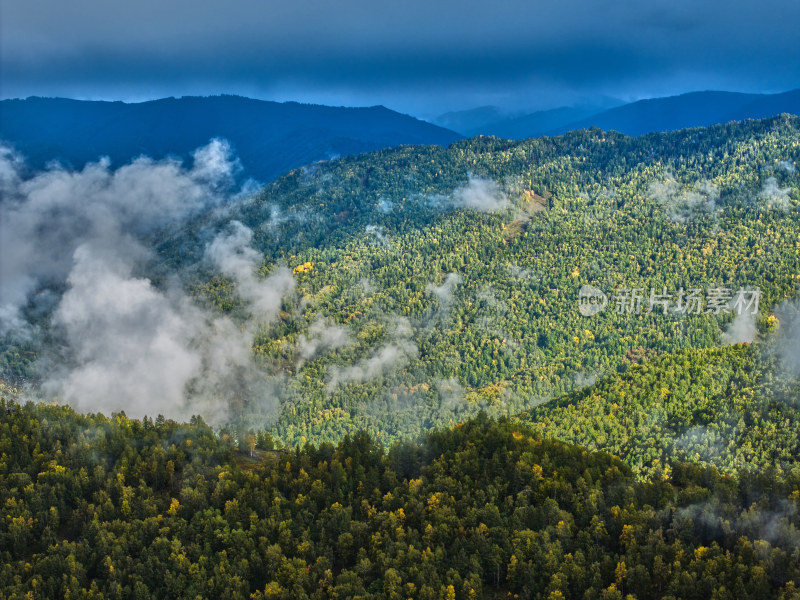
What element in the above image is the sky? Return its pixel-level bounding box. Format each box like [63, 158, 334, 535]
[2, 0, 799, 118]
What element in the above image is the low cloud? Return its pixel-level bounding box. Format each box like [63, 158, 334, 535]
[573, 371, 598, 388]
[648, 174, 719, 222]
[365, 224, 391, 248]
[720, 312, 757, 345]
[296, 318, 352, 366]
[0, 139, 240, 336]
[436, 377, 465, 415]
[327, 318, 418, 390]
[425, 175, 509, 213]
[1, 140, 297, 423]
[452, 175, 509, 212]
[506, 264, 534, 280]
[206, 220, 294, 320]
[41, 229, 290, 424]
[426, 272, 462, 311]
[774, 300, 800, 379]
[758, 177, 793, 212]
[377, 198, 394, 213]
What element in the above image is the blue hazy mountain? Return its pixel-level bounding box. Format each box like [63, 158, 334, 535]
[473, 105, 606, 138]
[550, 89, 800, 136]
[432, 106, 510, 135]
[438, 90, 800, 140]
[433, 98, 622, 138]
[0, 95, 462, 182]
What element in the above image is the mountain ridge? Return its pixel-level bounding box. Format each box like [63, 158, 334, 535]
[549, 88, 800, 137]
[436, 89, 800, 139]
[0, 94, 462, 183]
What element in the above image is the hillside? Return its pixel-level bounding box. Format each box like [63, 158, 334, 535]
[2, 395, 799, 599]
[3, 116, 800, 450]
[515, 344, 800, 480]
[0, 95, 461, 182]
[183, 117, 800, 446]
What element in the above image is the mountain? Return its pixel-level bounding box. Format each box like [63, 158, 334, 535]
[152, 116, 797, 446]
[3, 115, 800, 449]
[431, 105, 509, 135]
[551, 89, 800, 136]
[474, 105, 602, 138]
[432, 97, 622, 138]
[0, 95, 462, 182]
[728, 88, 800, 121]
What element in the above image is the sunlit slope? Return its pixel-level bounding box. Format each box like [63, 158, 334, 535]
[150, 117, 800, 446]
[514, 343, 800, 479]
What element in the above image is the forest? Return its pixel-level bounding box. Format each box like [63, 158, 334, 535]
[178, 116, 800, 447]
[1, 393, 799, 600]
[515, 343, 800, 480]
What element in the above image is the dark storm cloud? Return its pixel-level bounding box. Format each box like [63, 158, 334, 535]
[2, 0, 799, 113]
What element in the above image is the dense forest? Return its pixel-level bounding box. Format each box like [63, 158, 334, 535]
[2, 393, 800, 600]
[182, 116, 799, 446]
[516, 343, 800, 480]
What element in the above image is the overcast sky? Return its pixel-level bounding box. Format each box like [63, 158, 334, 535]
[2, 0, 799, 117]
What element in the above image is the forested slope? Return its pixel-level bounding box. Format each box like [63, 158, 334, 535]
[177, 116, 800, 445]
[4, 116, 800, 448]
[515, 344, 800, 480]
[2, 395, 799, 600]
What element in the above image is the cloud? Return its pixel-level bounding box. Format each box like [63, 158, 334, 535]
[452, 175, 509, 212]
[778, 160, 796, 173]
[365, 224, 391, 248]
[573, 371, 597, 388]
[506, 264, 534, 279]
[3, 0, 800, 115]
[206, 220, 294, 320]
[758, 177, 793, 212]
[259, 203, 318, 238]
[773, 300, 800, 379]
[0, 140, 296, 423]
[41, 234, 287, 424]
[377, 198, 394, 214]
[296, 318, 352, 366]
[720, 312, 757, 345]
[0, 139, 240, 335]
[424, 175, 509, 213]
[675, 497, 800, 551]
[426, 273, 462, 311]
[648, 174, 719, 222]
[327, 318, 418, 390]
[436, 377, 465, 415]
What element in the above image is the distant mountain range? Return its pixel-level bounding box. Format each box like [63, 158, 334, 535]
[431, 97, 623, 138]
[4, 90, 799, 181]
[0, 95, 462, 182]
[435, 89, 800, 139]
